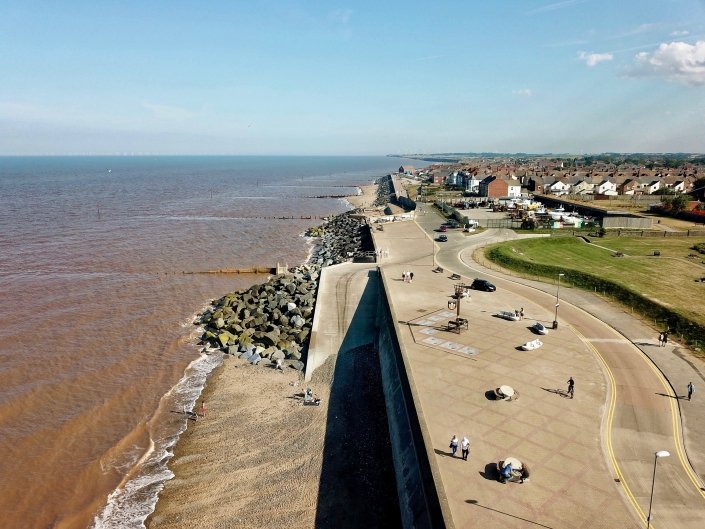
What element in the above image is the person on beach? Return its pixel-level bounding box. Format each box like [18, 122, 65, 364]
[200, 400, 206, 417]
[687, 382, 694, 401]
[461, 436, 470, 461]
[567, 377, 574, 399]
[449, 435, 458, 457]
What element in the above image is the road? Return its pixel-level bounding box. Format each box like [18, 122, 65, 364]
[415, 204, 705, 528]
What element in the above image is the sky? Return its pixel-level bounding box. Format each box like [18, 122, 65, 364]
[1, 0, 705, 155]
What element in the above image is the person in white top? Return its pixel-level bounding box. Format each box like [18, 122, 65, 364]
[449, 435, 458, 457]
[461, 436, 470, 460]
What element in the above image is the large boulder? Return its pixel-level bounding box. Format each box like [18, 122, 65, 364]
[290, 315, 306, 328]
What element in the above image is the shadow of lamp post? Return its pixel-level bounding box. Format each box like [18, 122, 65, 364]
[646, 450, 670, 529]
[552, 272, 565, 329]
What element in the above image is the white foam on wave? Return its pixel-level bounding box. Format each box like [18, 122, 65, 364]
[91, 336, 223, 529]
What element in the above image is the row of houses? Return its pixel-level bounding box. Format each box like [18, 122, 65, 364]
[413, 161, 701, 199]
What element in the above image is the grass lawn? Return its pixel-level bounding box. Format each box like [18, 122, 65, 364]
[487, 236, 705, 327]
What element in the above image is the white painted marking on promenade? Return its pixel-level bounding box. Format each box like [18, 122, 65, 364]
[585, 338, 631, 343]
[419, 328, 439, 335]
[422, 337, 444, 346]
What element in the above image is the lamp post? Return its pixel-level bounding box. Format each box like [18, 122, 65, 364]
[646, 450, 670, 529]
[552, 273, 565, 329]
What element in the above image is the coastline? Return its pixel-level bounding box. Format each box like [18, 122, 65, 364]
[146, 181, 380, 528]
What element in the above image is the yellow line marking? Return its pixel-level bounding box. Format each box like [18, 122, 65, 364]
[641, 351, 705, 498]
[574, 329, 647, 524]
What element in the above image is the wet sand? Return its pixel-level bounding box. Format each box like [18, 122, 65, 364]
[147, 182, 396, 529]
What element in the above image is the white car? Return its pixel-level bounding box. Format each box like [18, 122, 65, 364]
[520, 338, 543, 351]
[496, 310, 520, 321]
[532, 322, 549, 335]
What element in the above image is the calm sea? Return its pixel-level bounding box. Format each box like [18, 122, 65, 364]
[0, 155, 418, 529]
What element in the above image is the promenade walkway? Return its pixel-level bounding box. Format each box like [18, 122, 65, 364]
[373, 213, 705, 528]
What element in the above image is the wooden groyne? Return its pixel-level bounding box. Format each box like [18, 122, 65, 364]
[183, 263, 289, 275]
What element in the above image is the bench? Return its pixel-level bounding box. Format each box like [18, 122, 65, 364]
[447, 318, 468, 333]
[450, 273, 461, 280]
[433, 266, 444, 273]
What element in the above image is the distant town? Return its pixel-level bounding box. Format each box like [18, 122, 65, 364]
[395, 153, 705, 202]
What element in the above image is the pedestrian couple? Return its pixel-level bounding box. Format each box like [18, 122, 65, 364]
[658, 331, 669, 347]
[514, 307, 524, 320]
[449, 435, 470, 460]
[402, 270, 414, 283]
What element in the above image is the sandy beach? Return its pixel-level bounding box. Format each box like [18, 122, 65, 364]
[147, 181, 397, 529]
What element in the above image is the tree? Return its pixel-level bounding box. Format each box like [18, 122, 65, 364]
[691, 177, 705, 200]
[663, 194, 689, 215]
[671, 194, 689, 214]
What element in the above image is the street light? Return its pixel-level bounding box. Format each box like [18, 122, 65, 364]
[646, 450, 670, 529]
[552, 273, 565, 329]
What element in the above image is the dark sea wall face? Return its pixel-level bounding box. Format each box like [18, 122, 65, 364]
[376, 271, 449, 529]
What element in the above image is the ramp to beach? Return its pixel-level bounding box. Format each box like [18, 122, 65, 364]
[305, 262, 379, 382]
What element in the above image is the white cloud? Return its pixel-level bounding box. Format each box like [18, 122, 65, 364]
[578, 51, 614, 66]
[512, 88, 534, 97]
[141, 102, 195, 121]
[633, 40, 705, 85]
[527, 0, 587, 15]
[671, 30, 690, 37]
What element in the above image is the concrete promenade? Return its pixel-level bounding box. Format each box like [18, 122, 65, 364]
[373, 212, 705, 528]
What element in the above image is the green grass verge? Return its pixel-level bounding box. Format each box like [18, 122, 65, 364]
[485, 236, 705, 353]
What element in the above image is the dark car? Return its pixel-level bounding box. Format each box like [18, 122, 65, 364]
[471, 278, 496, 292]
[437, 235, 448, 242]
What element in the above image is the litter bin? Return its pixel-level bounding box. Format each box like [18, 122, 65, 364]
[552, 320, 558, 329]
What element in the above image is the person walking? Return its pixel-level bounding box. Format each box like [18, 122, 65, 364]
[567, 377, 575, 399]
[687, 382, 694, 401]
[520, 307, 524, 320]
[409, 272, 414, 283]
[663, 331, 669, 347]
[200, 400, 206, 417]
[449, 435, 458, 457]
[461, 436, 470, 461]
[658, 332, 664, 346]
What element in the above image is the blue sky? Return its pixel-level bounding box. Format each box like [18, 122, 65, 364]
[1, 0, 705, 155]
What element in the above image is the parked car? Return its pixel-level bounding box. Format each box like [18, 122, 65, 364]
[496, 310, 519, 321]
[470, 278, 496, 292]
[531, 322, 549, 335]
[439, 225, 448, 232]
[437, 234, 448, 242]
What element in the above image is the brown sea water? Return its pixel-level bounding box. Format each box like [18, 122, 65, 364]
[0, 155, 413, 529]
